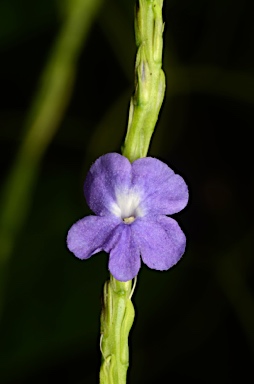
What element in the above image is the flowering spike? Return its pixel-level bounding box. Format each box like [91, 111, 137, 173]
[66, 1, 189, 383]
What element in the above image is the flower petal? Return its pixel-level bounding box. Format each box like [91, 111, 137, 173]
[131, 157, 188, 215]
[67, 215, 120, 259]
[107, 224, 141, 282]
[133, 216, 186, 270]
[84, 153, 132, 216]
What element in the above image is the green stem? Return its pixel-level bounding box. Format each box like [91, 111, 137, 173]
[122, 0, 165, 162]
[100, 1, 165, 383]
[100, 276, 135, 384]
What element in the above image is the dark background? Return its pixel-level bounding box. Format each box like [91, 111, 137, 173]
[0, 0, 253, 383]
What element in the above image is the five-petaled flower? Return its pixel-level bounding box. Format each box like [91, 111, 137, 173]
[67, 153, 188, 282]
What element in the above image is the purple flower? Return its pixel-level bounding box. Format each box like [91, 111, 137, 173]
[67, 153, 188, 282]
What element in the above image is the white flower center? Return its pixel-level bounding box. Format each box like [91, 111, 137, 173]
[110, 190, 143, 222]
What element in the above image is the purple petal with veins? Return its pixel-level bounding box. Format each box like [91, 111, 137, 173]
[67, 153, 188, 281]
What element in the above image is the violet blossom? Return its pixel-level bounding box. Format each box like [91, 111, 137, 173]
[67, 153, 188, 282]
